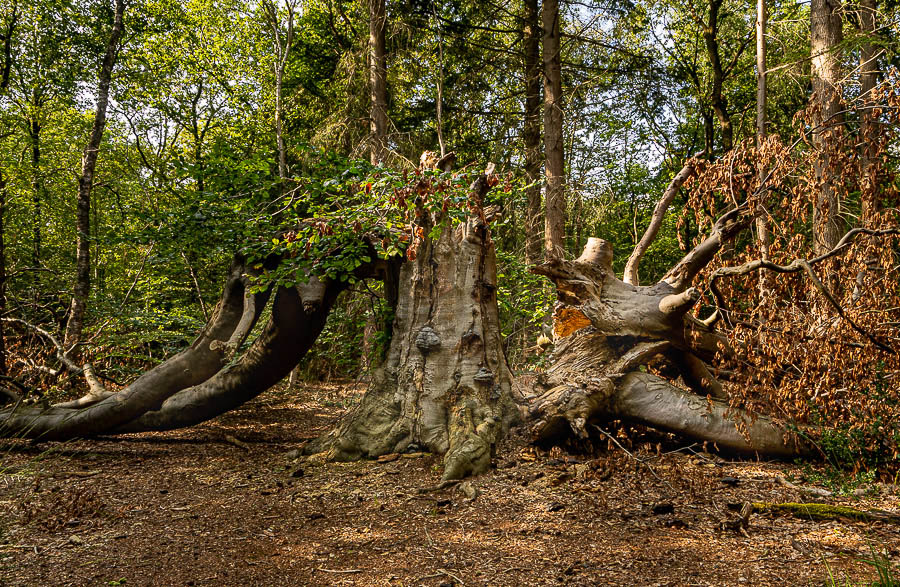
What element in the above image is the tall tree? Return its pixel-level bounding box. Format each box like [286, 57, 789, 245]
[756, 0, 770, 298]
[810, 0, 843, 254]
[542, 0, 565, 259]
[63, 0, 126, 350]
[368, 0, 387, 164]
[523, 0, 542, 265]
[262, 0, 298, 185]
[858, 0, 879, 224]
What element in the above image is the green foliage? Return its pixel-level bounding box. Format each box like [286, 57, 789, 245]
[242, 151, 489, 290]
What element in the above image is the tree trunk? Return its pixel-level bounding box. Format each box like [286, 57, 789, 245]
[542, 0, 565, 259]
[0, 168, 6, 375]
[29, 115, 42, 267]
[522, 0, 543, 265]
[703, 0, 733, 153]
[308, 174, 519, 480]
[368, 0, 387, 165]
[262, 0, 296, 184]
[859, 0, 878, 224]
[756, 0, 771, 300]
[810, 0, 843, 255]
[63, 0, 126, 350]
[0, 0, 16, 91]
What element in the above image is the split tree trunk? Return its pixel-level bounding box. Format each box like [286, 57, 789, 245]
[528, 231, 807, 457]
[308, 174, 519, 480]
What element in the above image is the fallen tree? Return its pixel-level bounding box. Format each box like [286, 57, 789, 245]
[1, 163, 859, 478]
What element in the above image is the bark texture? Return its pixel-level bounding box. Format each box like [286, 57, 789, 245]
[64, 0, 126, 350]
[368, 0, 387, 164]
[309, 176, 518, 480]
[522, 0, 543, 265]
[542, 0, 565, 259]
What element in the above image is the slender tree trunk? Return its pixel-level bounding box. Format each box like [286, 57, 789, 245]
[29, 116, 42, 267]
[542, 0, 565, 259]
[523, 0, 543, 265]
[368, 0, 387, 165]
[810, 0, 843, 255]
[63, 0, 126, 351]
[704, 0, 733, 152]
[702, 110, 715, 158]
[263, 0, 295, 184]
[0, 169, 7, 375]
[756, 0, 771, 300]
[859, 0, 878, 224]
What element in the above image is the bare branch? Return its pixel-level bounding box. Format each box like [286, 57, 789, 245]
[662, 203, 753, 292]
[2, 317, 81, 373]
[625, 156, 702, 286]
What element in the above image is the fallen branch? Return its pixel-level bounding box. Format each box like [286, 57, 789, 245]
[625, 153, 702, 286]
[224, 434, 250, 450]
[774, 474, 832, 497]
[2, 317, 81, 373]
[314, 568, 364, 574]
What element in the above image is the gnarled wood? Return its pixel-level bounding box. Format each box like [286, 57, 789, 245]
[528, 230, 805, 458]
[308, 174, 518, 480]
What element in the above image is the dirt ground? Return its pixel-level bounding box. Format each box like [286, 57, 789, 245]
[2, 382, 899, 586]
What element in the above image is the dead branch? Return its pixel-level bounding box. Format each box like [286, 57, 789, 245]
[625, 154, 701, 286]
[662, 203, 753, 292]
[1, 317, 81, 373]
[709, 227, 900, 353]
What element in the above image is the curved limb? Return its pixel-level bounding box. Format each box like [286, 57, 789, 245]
[624, 156, 700, 286]
[0, 256, 258, 440]
[115, 277, 346, 433]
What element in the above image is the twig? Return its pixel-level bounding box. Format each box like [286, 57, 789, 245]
[314, 568, 364, 574]
[592, 425, 673, 490]
[438, 568, 465, 585]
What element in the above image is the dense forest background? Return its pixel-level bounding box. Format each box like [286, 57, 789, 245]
[1, 0, 900, 475]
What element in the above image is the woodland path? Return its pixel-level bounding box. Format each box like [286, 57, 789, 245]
[2, 382, 898, 586]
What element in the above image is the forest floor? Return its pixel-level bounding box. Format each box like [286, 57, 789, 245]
[2, 381, 899, 586]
